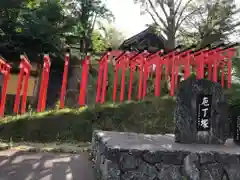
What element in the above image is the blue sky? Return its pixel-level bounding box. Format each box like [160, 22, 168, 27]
[106, 0, 152, 38]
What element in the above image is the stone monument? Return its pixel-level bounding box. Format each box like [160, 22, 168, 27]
[174, 75, 229, 144]
[91, 75, 240, 180]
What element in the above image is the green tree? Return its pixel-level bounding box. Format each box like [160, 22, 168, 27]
[64, 0, 114, 53]
[178, 0, 240, 48]
[102, 25, 125, 49]
[0, 0, 27, 53]
[134, 0, 240, 49]
[63, 0, 114, 107]
[133, 0, 199, 49]
[19, 1, 75, 55]
[91, 30, 107, 52]
[0, 0, 75, 61]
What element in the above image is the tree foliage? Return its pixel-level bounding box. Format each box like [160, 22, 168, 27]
[64, 0, 114, 53]
[102, 25, 125, 49]
[0, 0, 76, 61]
[91, 30, 108, 52]
[91, 25, 125, 52]
[0, 0, 114, 62]
[134, 0, 240, 49]
[178, 0, 240, 48]
[133, 0, 199, 49]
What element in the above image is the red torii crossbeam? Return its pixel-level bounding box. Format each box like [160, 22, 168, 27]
[14, 55, 31, 114]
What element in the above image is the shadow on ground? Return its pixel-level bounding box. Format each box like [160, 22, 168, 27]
[0, 150, 94, 180]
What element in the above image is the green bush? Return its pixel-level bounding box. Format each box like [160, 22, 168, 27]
[1, 81, 238, 144]
[0, 96, 175, 143]
[226, 83, 240, 121]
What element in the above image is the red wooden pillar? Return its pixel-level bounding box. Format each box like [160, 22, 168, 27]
[21, 72, 30, 114]
[96, 53, 109, 104]
[37, 70, 44, 112]
[198, 54, 205, 79]
[128, 65, 135, 100]
[120, 64, 126, 102]
[42, 56, 51, 111]
[165, 60, 169, 81]
[60, 53, 70, 109]
[142, 64, 149, 98]
[137, 60, 144, 100]
[174, 57, 180, 88]
[100, 55, 109, 104]
[227, 56, 232, 89]
[154, 61, 162, 97]
[14, 55, 31, 114]
[212, 58, 218, 83]
[37, 55, 51, 112]
[170, 58, 175, 96]
[225, 48, 235, 89]
[184, 55, 191, 80]
[0, 62, 11, 117]
[79, 55, 90, 106]
[221, 64, 225, 88]
[14, 67, 24, 114]
[41, 65, 50, 112]
[112, 65, 119, 102]
[208, 62, 212, 80]
[96, 65, 103, 103]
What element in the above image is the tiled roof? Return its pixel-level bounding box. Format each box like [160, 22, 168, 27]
[120, 27, 166, 48]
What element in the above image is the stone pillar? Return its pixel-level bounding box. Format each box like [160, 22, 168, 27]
[174, 75, 229, 144]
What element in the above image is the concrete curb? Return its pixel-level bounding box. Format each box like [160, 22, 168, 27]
[0, 142, 91, 154]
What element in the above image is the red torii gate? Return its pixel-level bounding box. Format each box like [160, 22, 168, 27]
[112, 51, 137, 102]
[14, 55, 31, 114]
[142, 50, 164, 97]
[96, 52, 110, 104]
[37, 54, 51, 112]
[60, 53, 70, 109]
[0, 57, 11, 116]
[166, 44, 236, 96]
[79, 55, 91, 106]
[94, 44, 237, 104]
[130, 51, 150, 100]
[96, 50, 123, 104]
[0, 43, 235, 116]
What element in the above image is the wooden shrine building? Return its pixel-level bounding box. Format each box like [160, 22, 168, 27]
[119, 27, 166, 52]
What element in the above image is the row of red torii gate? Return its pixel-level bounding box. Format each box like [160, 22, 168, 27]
[0, 43, 237, 117]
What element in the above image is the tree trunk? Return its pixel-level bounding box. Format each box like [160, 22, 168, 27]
[166, 0, 176, 50]
[66, 55, 82, 108]
[166, 32, 176, 50]
[66, 37, 90, 108]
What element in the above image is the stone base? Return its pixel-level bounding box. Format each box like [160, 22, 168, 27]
[91, 130, 240, 180]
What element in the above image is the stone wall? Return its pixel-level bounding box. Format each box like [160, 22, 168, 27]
[91, 130, 240, 180]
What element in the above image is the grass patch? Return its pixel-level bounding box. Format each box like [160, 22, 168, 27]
[0, 96, 176, 143]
